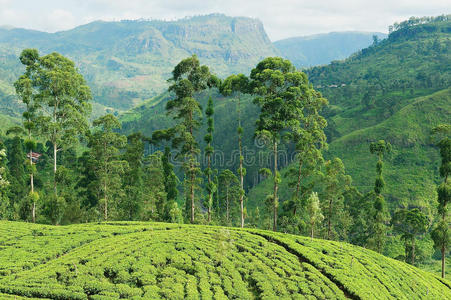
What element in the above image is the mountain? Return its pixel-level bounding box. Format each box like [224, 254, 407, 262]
[0, 15, 394, 119]
[274, 31, 387, 68]
[1, 221, 450, 299]
[0, 14, 277, 114]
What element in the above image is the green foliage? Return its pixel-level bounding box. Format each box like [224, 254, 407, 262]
[392, 208, 429, 264]
[153, 55, 216, 223]
[0, 148, 10, 219]
[88, 114, 128, 221]
[0, 221, 450, 299]
[321, 158, 352, 241]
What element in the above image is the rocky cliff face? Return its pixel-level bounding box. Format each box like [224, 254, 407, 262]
[0, 14, 278, 112]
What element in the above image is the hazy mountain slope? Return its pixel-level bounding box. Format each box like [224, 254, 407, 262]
[274, 31, 387, 68]
[1, 221, 449, 299]
[0, 14, 278, 114]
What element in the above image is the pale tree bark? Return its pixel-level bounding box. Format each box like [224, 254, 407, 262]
[226, 186, 229, 223]
[238, 98, 244, 228]
[30, 150, 35, 223]
[273, 139, 278, 232]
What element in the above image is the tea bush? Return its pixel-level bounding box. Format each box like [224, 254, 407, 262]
[0, 221, 449, 299]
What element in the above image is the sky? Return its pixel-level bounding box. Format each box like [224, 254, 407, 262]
[0, 0, 450, 41]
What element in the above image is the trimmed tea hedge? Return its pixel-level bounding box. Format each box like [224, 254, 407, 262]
[0, 221, 449, 299]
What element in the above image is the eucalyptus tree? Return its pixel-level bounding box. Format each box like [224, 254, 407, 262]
[0, 148, 9, 219]
[204, 97, 216, 222]
[220, 74, 250, 227]
[89, 114, 128, 221]
[392, 208, 429, 265]
[161, 146, 179, 221]
[430, 124, 450, 278]
[218, 169, 239, 224]
[288, 87, 328, 213]
[369, 140, 391, 252]
[250, 57, 301, 231]
[307, 191, 323, 239]
[14, 49, 40, 222]
[121, 133, 146, 220]
[322, 158, 352, 240]
[152, 55, 217, 223]
[5, 127, 27, 219]
[15, 49, 91, 198]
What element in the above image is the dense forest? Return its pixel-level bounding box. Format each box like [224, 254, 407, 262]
[0, 15, 450, 282]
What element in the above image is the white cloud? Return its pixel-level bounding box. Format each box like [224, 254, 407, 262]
[0, 0, 450, 40]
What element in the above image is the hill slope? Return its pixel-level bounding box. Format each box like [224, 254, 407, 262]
[0, 14, 278, 113]
[274, 31, 387, 68]
[0, 221, 449, 299]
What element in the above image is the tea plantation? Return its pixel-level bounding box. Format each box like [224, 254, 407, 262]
[0, 221, 449, 299]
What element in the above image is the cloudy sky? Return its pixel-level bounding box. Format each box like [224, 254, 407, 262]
[0, 0, 450, 40]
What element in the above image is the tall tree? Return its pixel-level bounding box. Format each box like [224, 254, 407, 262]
[152, 55, 217, 223]
[5, 128, 27, 220]
[307, 191, 323, 239]
[289, 87, 328, 212]
[218, 169, 239, 224]
[250, 57, 298, 231]
[121, 133, 145, 220]
[283, 71, 328, 234]
[392, 208, 429, 265]
[14, 49, 40, 222]
[368, 140, 391, 253]
[322, 158, 352, 240]
[430, 124, 451, 278]
[204, 96, 216, 222]
[142, 152, 167, 221]
[16, 49, 91, 198]
[89, 114, 128, 221]
[0, 147, 10, 220]
[161, 146, 179, 221]
[220, 74, 250, 228]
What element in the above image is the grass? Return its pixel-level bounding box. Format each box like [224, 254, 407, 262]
[0, 221, 449, 299]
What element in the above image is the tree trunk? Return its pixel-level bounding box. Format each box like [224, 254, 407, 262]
[53, 142, 58, 197]
[327, 198, 332, 240]
[239, 128, 244, 228]
[30, 149, 35, 223]
[207, 194, 212, 223]
[311, 223, 314, 239]
[294, 159, 303, 215]
[190, 169, 195, 223]
[411, 238, 415, 265]
[273, 140, 278, 232]
[207, 150, 212, 223]
[104, 179, 108, 221]
[441, 204, 446, 278]
[226, 186, 229, 223]
[238, 98, 245, 228]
